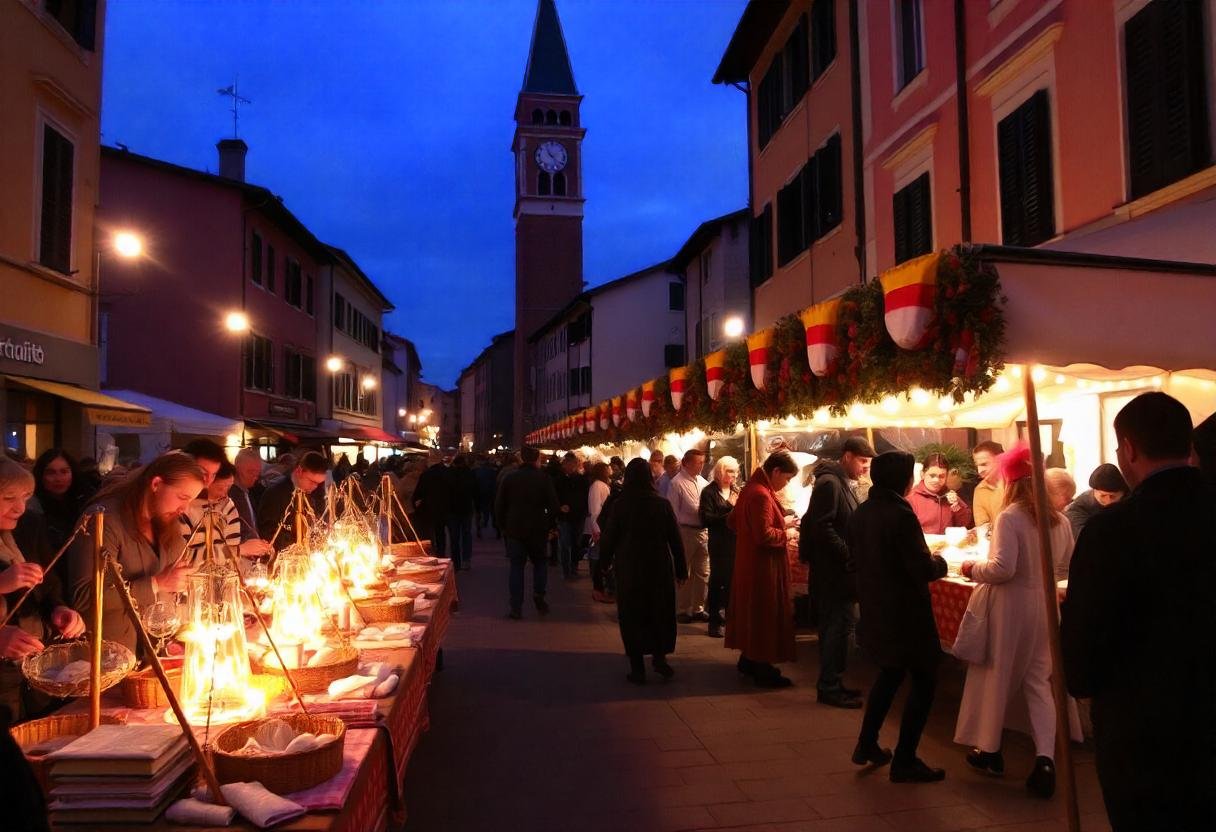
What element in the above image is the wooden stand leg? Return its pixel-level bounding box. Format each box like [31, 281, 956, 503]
[90, 510, 105, 730]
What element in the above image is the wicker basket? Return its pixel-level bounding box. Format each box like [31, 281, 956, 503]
[394, 564, 446, 584]
[22, 639, 137, 698]
[118, 665, 183, 710]
[257, 644, 360, 694]
[353, 594, 415, 624]
[211, 714, 346, 794]
[389, 541, 432, 559]
[14, 712, 126, 795]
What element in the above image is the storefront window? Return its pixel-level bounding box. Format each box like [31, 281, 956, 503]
[4, 389, 57, 459]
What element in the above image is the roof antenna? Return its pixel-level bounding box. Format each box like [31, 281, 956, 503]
[217, 76, 252, 138]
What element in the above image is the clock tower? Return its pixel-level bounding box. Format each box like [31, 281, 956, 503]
[512, 0, 585, 446]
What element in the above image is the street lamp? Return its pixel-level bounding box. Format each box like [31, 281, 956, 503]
[113, 231, 144, 259]
[224, 310, 250, 333]
[723, 315, 745, 339]
[397, 408, 406, 418]
[361, 376, 377, 390]
[325, 355, 344, 373]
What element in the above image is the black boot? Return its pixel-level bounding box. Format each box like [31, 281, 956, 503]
[737, 656, 757, 677]
[627, 654, 646, 684]
[651, 655, 674, 679]
[1026, 756, 1056, 799]
[851, 742, 893, 767]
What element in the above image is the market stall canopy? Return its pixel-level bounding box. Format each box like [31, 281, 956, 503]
[102, 389, 241, 439]
[6, 375, 151, 428]
[337, 424, 404, 445]
[244, 419, 336, 445]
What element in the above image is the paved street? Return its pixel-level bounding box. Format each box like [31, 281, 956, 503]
[404, 536, 1112, 832]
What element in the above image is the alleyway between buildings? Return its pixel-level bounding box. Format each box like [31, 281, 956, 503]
[404, 536, 1112, 832]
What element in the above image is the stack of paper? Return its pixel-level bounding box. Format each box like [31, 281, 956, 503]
[46, 725, 195, 824]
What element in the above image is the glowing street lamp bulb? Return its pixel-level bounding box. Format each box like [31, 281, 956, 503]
[361, 376, 377, 390]
[325, 356, 344, 373]
[224, 311, 250, 333]
[723, 316, 745, 338]
[113, 231, 143, 259]
[397, 408, 407, 418]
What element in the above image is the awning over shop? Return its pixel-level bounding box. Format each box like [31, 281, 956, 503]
[101, 390, 241, 438]
[244, 419, 336, 445]
[337, 424, 404, 445]
[5, 375, 151, 427]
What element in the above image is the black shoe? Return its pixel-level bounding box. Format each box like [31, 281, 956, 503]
[737, 656, 757, 677]
[890, 757, 946, 783]
[707, 626, 723, 638]
[534, 595, 550, 615]
[1026, 756, 1056, 799]
[677, 613, 694, 624]
[851, 742, 894, 767]
[651, 658, 674, 679]
[508, 608, 522, 620]
[691, 610, 710, 622]
[818, 690, 864, 709]
[965, 748, 1005, 777]
[754, 672, 794, 689]
[626, 671, 647, 685]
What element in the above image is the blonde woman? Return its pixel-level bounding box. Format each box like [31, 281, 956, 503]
[699, 456, 740, 638]
[1, 459, 85, 720]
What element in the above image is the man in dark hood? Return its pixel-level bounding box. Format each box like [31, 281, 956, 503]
[800, 436, 875, 709]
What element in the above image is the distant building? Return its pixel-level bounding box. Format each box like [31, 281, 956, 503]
[413, 381, 458, 450]
[457, 367, 476, 451]
[669, 209, 751, 360]
[461, 331, 515, 452]
[513, 0, 586, 444]
[529, 263, 686, 430]
[382, 332, 423, 442]
[0, 1, 149, 460]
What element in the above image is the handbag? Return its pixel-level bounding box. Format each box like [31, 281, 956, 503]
[951, 582, 993, 664]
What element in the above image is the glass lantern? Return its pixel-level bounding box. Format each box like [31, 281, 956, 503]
[176, 561, 264, 725]
[268, 546, 327, 651]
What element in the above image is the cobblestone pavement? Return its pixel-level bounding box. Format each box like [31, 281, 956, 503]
[404, 535, 1111, 832]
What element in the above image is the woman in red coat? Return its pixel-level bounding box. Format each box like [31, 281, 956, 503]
[726, 451, 801, 687]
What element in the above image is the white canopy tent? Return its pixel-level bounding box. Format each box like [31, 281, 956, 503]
[99, 390, 244, 464]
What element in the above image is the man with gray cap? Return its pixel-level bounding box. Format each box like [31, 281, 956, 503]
[801, 435, 875, 708]
[1064, 463, 1128, 539]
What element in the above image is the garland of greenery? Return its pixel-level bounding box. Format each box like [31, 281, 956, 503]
[541, 245, 1006, 446]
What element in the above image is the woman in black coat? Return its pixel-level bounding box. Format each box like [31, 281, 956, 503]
[599, 458, 688, 684]
[847, 451, 949, 784]
[699, 456, 740, 638]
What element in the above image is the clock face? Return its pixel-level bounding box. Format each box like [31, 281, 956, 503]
[535, 141, 568, 173]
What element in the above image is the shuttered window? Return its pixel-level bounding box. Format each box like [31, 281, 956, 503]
[893, 172, 932, 264]
[664, 344, 686, 369]
[998, 90, 1055, 247]
[250, 232, 263, 285]
[896, 0, 924, 89]
[46, 0, 98, 51]
[805, 133, 843, 242]
[39, 124, 74, 274]
[776, 172, 806, 266]
[1125, 0, 1210, 199]
[580, 366, 592, 393]
[757, 58, 784, 149]
[749, 203, 774, 287]
[668, 282, 685, 311]
[285, 258, 303, 307]
[811, 0, 836, 81]
[285, 350, 315, 400]
[266, 244, 276, 292]
[245, 335, 274, 392]
[782, 15, 810, 113]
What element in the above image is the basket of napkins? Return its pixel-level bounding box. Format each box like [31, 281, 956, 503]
[211, 715, 345, 794]
[22, 640, 136, 698]
[256, 643, 359, 694]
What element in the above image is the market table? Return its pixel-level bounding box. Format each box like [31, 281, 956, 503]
[930, 575, 1066, 648]
[48, 568, 457, 832]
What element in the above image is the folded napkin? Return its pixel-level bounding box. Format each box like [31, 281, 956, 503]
[166, 797, 236, 826]
[327, 674, 377, 700]
[195, 782, 305, 829]
[324, 662, 402, 700]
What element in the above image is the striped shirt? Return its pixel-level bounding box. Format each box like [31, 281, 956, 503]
[180, 498, 242, 566]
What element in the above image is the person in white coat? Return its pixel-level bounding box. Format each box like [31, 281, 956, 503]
[954, 444, 1080, 800]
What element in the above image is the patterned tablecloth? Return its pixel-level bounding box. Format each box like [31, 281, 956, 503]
[48, 562, 458, 832]
[930, 576, 1067, 649]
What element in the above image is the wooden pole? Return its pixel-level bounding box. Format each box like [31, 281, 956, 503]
[380, 474, 392, 548]
[106, 560, 226, 806]
[89, 509, 105, 729]
[294, 489, 306, 546]
[1022, 366, 1081, 832]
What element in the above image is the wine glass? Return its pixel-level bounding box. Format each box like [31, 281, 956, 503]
[143, 600, 180, 657]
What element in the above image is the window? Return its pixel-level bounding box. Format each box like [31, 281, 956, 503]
[777, 171, 807, 265]
[998, 90, 1055, 246]
[805, 133, 843, 241]
[896, 0, 924, 89]
[305, 275, 314, 315]
[245, 334, 273, 392]
[1125, 0, 1210, 198]
[545, 110, 557, 125]
[668, 282, 685, 311]
[700, 248, 712, 285]
[285, 258, 303, 307]
[46, 0, 97, 50]
[749, 203, 774, 286]
[334, 371, 356, 412]
[782, 15, 810, 114]
[39, 123, 74, 274]
[757, 58, 784, 149]
[554, 172, 567, 196]
[559, 110, 572, 126]
[538, 171, 551, 195]
[568, 367, 581, 395]
[531, 109, 544, 124]
[811, 0, 836, 81]
[251, 232, 263, 285]
[893, 172, 932, 264]
[334, 296, 380, 352]
[266, 244, 276, 292]
[334, 293, 346, 329]
[284, 350, 316, 401]
[580, 366, 592, 394]
[664, 344, 686, 368]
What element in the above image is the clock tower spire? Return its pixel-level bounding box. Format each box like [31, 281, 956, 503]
[512, 0, 585, 445]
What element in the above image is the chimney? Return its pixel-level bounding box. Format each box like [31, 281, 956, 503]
[216, 138, 248, 181]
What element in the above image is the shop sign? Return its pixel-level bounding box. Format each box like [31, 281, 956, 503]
[269, 402, 300, 418]
[87, 408, 152, 428]
[0, 335, 46, 366]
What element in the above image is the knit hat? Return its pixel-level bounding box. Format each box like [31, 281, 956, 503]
[999, 442, 1033, 484]
[1088, 463, 1128, 493]
[841, 436, 877, 458]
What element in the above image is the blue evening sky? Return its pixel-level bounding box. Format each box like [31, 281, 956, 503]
[100, 0, 748, 387]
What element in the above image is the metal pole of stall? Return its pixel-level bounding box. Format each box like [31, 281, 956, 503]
[89, 509, 105, 729]
[1021, 366, 1081, 832]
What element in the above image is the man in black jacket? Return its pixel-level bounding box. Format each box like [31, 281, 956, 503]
[1061, 393, 1215, 831]
[801, 436, 874, 709]
[256, 451, 330, 550]
[495, 446, 560, 619]
[412, 454, 452, 556]
[553, 453, 589, 578]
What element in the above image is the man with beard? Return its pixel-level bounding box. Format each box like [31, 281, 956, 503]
[257, 451, 331, 550]
[69, 453, 205, 653]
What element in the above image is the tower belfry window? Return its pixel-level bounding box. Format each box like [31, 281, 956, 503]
[545, 109, 557, 125]
[559, 110, 572, 126]
[554, 172, 567, 196]
[538, 171, 551, 195]
[531, 108, 544, 124]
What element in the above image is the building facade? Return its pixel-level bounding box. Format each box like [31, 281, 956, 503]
[382, 331, 423, 442]
[98, 143, 332, 454]
[529, 263, 686, 430]
[513, 0, 586, 444]
[0, 0, 148, 460]
[715, 0, 865, 329]
[462, 331, 514, 452]
[413, 381, 458, 450]
[670, 209, 752, 360]
[457, 367, 476, 451]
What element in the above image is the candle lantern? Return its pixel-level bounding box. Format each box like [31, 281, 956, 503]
[268, 546, 327, 650]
